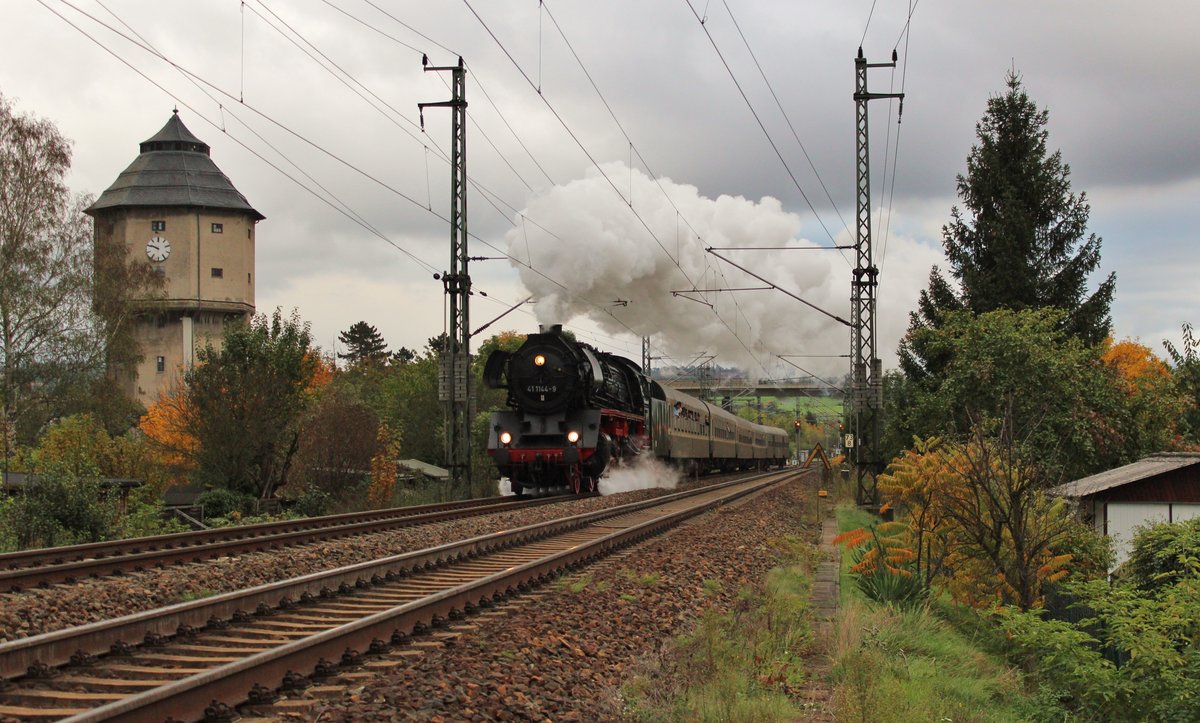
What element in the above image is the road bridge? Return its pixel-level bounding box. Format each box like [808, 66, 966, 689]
[657, 376, 839, 399]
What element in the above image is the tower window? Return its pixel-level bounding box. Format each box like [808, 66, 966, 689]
[211, 267, 223, 278]
[211, 223, 223, 234]
[156, 356, 165, 373]
[151, 220, 166, 232]
[247, 272, 252, 284]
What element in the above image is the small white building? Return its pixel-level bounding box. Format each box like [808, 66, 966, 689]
[1053, 452, 1200, 569]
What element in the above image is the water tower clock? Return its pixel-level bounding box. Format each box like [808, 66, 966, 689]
[145, 236, 171, 262]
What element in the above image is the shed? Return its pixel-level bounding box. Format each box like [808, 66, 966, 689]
[1052, 452, 1200, 567]
[397, 459, 449, 481]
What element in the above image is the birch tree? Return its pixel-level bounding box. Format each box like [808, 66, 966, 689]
[0, 93, 95, 455]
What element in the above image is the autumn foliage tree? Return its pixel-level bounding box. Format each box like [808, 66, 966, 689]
[874, 437, 955, 589]
[367, 421, 400, 508]
[933, 421, 1075, 610]
[842, 420, 1083, 611]
[1101, 337, 1186, 454]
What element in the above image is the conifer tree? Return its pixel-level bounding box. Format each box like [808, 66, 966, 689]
[900, 72, 1115, 381]
[337, 321, 389, 364]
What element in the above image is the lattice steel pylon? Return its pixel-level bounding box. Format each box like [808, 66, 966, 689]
[420, 56, 472, 491]
[851, 48, 903, 505]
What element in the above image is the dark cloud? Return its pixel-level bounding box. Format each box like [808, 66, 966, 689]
[2, 0, 1195, 365]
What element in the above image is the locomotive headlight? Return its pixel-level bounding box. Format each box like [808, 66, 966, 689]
[566, 430, 580, 444]
[499, 431, 513, 446]
[534, 354, 546, 367]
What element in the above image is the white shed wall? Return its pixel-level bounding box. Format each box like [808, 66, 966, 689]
[1106, 502, 1170, 568]
[1175, 505, 1200, 522]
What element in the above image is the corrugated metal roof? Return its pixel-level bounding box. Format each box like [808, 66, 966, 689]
[1052, 452, 1200, 498]
[86, 113, 264, 220]
[397, 459, 449, 480]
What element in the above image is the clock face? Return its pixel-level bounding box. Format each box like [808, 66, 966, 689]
[146, 236, 171, 262]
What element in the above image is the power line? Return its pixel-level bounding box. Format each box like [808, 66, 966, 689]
[681, 0, 845, 252]
[44, 0, 441, 276]
[720, 0, 851, 245]
[469, 0, 798, 378]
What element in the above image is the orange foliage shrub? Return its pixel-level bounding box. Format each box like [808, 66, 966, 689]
[138, 389, 199, 487]
[367, 422, 400, 508]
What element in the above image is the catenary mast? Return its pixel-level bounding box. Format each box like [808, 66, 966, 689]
[420, 56, 472, 491]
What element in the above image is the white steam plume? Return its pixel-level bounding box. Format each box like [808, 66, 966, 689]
[506, 162, 849, 376]
[598, 455, 681, 496]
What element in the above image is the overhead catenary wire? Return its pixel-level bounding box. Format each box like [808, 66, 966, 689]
[879, 0, 917, 274]
[464, 0, 793, 379]
[324, 0, 557, 187]
[44, 0, 441, 277]
[720, 0, 851, 243]
[59, 0, 834, 385]
[681, 0, 846, 255]
[48, 0, 631, 356]
[476, 1, 794, 376]
[537, 0, 758, 343]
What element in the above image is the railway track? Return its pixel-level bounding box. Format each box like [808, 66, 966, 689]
[0, 469, 796, 722]
[0, 495, 567, 592]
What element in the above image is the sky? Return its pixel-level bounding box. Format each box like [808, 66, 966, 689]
[2, 0, 1197, 383]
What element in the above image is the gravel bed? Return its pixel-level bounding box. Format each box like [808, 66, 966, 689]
[309, 471, 821, 721]
[0, 490, 672, 643]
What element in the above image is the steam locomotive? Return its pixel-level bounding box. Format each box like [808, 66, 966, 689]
[483, 325, 789, 495]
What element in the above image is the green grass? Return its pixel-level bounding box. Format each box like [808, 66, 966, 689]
[832, 504, 1034, 721]
[622, 570, 663, 588]
[622, 537, 822, 722]
[833, 601, 1028, 722]
[177, 588, 216, 603]
[835, 504, 878, 606]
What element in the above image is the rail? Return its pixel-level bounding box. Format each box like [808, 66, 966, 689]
[0, 470, 797, 721]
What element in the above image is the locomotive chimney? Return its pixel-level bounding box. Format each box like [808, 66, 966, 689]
[539, 324, 563, 335]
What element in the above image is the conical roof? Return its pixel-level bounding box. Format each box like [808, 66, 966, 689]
[87, 112, 264, 220]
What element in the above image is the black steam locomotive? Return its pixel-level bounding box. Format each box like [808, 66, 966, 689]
[483, 325, 789, 495]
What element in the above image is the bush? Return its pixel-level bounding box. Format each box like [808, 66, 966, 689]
[997, 576, 1200, 722]
[6, 471, 118, 549]
[116, 487, 188, 538]
[1122, 517, 1200, 592]
[0, 495, 17, 552]
[847, 543, 928, 609]
[291, 484, 332, 518]
[194, 488, 257, 520]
